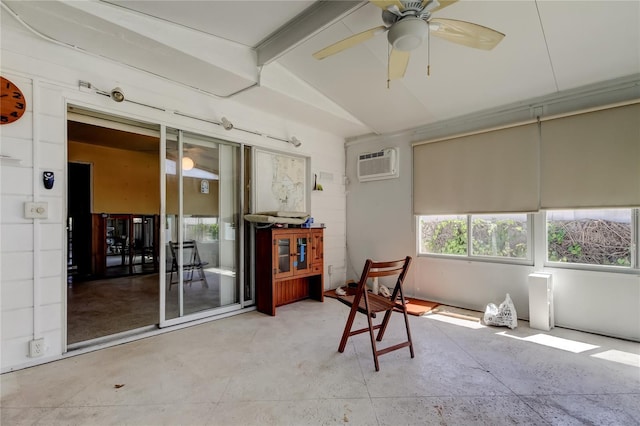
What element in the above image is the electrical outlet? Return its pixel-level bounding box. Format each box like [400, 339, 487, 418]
[29, 338, 45, 357]
[328, 265, 333, 275]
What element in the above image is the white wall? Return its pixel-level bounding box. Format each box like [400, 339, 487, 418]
[345, 92, 640, 342]
[345, 133, 415, 285]
[1, 22, 347, 371]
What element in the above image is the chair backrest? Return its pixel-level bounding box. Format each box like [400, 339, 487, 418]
[169, 240, 202, 267]
[356, 256, 412, 298]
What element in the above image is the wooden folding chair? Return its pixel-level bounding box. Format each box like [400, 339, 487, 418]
[168, 240, 208, 290]
[336, 256, 413, 371]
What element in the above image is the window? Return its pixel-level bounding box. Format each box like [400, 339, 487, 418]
[418, 209, 639, 272]
[184, 217, 219, 242]
[418, 213, 531, 261]
[546, 209, 634, 268]
[419, 215, 467, 255]
[471, 214, 529, 259]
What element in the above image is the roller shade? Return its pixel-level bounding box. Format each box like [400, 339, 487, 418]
[540, 103, 640, 209]
[413, 123, 539, 214]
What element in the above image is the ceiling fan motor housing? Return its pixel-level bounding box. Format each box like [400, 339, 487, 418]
[387, 17, 428, 51]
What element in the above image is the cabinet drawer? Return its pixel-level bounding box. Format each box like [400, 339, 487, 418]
[311, 264, 323, 274]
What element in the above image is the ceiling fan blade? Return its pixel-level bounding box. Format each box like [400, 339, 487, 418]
[388, 48, 410, 80]
[430, 18, 505, 50]
[422, 0, 458, 13]
[313, 26, 387, 60]
[370, 0, 405, 11]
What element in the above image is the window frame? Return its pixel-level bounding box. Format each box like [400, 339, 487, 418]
[543, 208, 639, 274]
[416, 210, 640, 274]
[416, 213, 534, 266]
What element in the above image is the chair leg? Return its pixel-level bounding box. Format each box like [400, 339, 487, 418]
[338, 303, 359, 353]
[197, 265, 208, 288]
[376, 309, 393, 342]
[402, 307, 415, 359]
[365, 307, 381, 371]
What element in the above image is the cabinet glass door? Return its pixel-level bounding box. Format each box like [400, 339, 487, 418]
[294, 235, 309, 272]
[276, 238, 291, 275]
[274, 236, 293, 278]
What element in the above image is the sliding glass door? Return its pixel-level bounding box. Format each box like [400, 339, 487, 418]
[162, 129, 243, 324]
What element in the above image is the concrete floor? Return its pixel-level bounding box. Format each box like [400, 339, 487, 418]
[2, 298, 639, 425]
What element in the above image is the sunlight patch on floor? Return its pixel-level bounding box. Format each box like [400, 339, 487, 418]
[205, 267, 235, 277]
[424, 313, 487, 329]
[496, 332, 599, 353]
[591, 349, 640, 368]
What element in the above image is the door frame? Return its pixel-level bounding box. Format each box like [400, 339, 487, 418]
[64, 104, 253, 347]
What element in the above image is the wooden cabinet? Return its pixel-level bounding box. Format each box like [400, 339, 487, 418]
[255, 227, 324, 315]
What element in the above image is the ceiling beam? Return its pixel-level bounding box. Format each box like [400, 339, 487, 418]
[256, 0, 365, 66]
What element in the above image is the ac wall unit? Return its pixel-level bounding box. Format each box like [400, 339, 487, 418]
[357, 148, 399, 182]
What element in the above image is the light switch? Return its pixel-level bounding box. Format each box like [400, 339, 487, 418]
[24, 202, 48, 219]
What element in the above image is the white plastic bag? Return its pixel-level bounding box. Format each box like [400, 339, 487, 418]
[484, 293, 518, 329]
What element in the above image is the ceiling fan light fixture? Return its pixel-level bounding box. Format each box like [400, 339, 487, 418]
[387, 17, 428, 51]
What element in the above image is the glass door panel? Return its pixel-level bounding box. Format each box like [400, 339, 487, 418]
[204, 141, 240, 311]
[163, 129, 241, 321]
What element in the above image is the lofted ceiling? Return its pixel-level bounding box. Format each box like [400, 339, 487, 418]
[2, 0, 639, 139]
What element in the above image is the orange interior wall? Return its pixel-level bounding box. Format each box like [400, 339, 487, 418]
[166, 175, 219, 216]
[68, 141, 160, 214]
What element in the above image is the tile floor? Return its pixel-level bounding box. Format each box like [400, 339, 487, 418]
[1, 298, 639, 425]
[67, 273, 223, 344]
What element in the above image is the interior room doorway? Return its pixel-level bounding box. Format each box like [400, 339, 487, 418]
[66, 107, 162, 346]
[67, 162, 92, 282]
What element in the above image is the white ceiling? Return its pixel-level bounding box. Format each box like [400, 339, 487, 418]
[105, 0, 317, 47]
[3, 0, 639, 139]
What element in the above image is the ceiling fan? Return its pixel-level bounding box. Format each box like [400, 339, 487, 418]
[313, 0, 505, 83]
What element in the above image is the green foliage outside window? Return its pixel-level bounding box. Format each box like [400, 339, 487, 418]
[420, 210, 634, 268]
[421, 217, 528, 258]
[471, 218, 528, 258]
[185, 222, 219, 241]
[421, 218, 467, 255]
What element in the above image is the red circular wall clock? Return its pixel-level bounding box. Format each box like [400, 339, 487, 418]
[1, 76, 27, 125]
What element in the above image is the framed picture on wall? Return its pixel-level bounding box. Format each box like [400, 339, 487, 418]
[253, 149, 309, 213]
